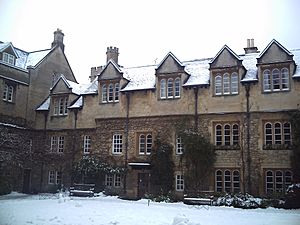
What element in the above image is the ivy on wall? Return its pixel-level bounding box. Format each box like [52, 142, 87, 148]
[290, 110, 300, 182]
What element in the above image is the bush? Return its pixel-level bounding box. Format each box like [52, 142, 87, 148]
[216, 193, 261, 209]
[284, 184, 300, 209]
[0, 176, 12, 195]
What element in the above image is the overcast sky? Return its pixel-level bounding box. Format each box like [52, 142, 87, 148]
[1, 0, 300, 83]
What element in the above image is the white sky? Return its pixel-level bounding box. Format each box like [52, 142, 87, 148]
[1, 0, 300, 83]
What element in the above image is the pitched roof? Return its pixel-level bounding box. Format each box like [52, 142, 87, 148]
[156, 51, 184, 70]
[36, 97, 51, 111]
[14, 48, 52, 69]
[182, 58, 211, 86]
[258, 39, 293, 59]
[0, 42, 19, 57]
[240, 52, 260, 82]
[68, 96, 83, 109]
[210, 45, 241, 64]
[50, 74, 89, 95]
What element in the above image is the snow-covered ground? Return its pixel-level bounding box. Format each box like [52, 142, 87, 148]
[0, 192, 300, 225]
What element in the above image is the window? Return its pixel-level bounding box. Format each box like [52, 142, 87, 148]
[176, 173, 184, 191]
[176, 136, 184, 155]
[262, 68, 289, 92]
[139, 133, 152, 155]
[53, 97, 68, 116]
[105, 174, 113, 186]
[167, 78, 173, 98]
[114, 174, 121, 187]
[265, 169, 293, 194]
[102, 82, 120, 103]
[160, 79, 166, 99]
[215, 123, 239, 147]
[3, 83, 14, 102]
[214, 72, 239, 95]
[102, 84, 107, 102]
[48, 170, 62, 185]
[160, 77, 181, 99]
[48, 170, 55, 184]
[264, 122, 291, 148]
[215, 169, 240, 193]
[83, 135, 91, 154]
[2, 52, 15, 65]
[112, 134, 123, 154]
[50, 136, 64, 153]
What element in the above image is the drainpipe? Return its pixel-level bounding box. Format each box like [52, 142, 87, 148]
[40, 111, 48, 192]
[71, 109, 79, 185]
[245, 83, 251, 194]
[124, 92, 130, 195]
[193, 87, 199, 132]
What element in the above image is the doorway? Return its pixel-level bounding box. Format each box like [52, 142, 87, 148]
[22, 169, 31, 193]
[137, 173, 149, 198]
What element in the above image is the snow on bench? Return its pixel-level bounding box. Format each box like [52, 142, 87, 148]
[69, 183, 95, 197]
[183, 197, 213, 206]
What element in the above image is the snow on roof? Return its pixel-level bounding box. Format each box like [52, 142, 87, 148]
[121, 65, 156, 91]
[0, 42, 9, 51]
[69, 96, 83, 109]
[14, 48, 51, 69]
[66, 79, 90, 95]
[0, 122, 26, 129]
[182, 58, 211, 86]
[291, 49, 300, 78]
[128, 162, 151, 166]
[36, 97, 51, 111]
[240, 52, 260, 82]
[82, 78, 98, 95]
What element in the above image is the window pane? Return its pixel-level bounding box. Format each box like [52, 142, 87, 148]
[216, 170, 223, 192]
[176, 136, 183, 154]
[114, 83, 119, 102]
[272, 69, 280, 91]
[233, 170, 240, 193]
[114, 174, 121, 187]
[108, 84, 114, 102]
[223, 74, 230, 94]
[275, 170, 283, 192]
[215, 75, 222, 95]
[274, 123, 282, 144]
[49, 171, 55, 184]
[84, 135, 91, 153]
[224, 170, 231, 193]
[263, 70, 271, 91]
[8, 86, 13, 102]
[175, 78, 180, 97]
[283, 122, 291, 145]
[3, 84, 8, 100]
[215, 125, 222, 146]
[58, 136, 64, 153]
[265, 123, 273, 145]
[224, 124, 231, 146]
[176, 174, 184, 191]
[232, 124, 239, 145]
[167, 79, 173, 98]
[102, 84, 107, 102]
[160, 79, 166, 99]
[231, 73, 238, 94]
[285, 171, 293, 188]
[113, 134, 123, 154]
[266, 171, 274, 194]
[139, 135, 145, 154]
[51, 136, 57, 152]
[106, 174, 113, 186]
[281, 68, 289, 90]
[64, 97, 68, 115]
[146, 134, 152, 154]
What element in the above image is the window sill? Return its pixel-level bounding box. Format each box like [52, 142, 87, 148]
[215, 145, 240, 150]
[263, 144, 292, 150]
[213, 93, 239, 97]
[3, 100, 14, 104]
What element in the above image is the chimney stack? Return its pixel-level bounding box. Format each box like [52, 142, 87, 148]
[244, 38, 258, 54]
[51, 28, 65, 52]
[106, 46, 119, 64]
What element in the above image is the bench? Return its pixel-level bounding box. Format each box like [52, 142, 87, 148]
[69, 183, 95, 197]
[183, 197, 213, 206]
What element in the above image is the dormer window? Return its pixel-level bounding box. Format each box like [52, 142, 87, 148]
[2, 52, 15, 65]
[160, 77, 181, 99]
[262, 67, 289, 92]
[214, 72, 239, 96]
[101, 82, 119, 103]
[53, 96, 68, 116]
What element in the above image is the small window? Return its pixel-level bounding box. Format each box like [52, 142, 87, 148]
[215, 75, 222, 95]
[139, 134, 145, 154]
[167, 78, 173, 98]
[281, 68, 289, 90]
[2, 52, 15, 65]
[215, 124, 222, 146]
[176, 174, 184, 191]
[232, 124, 239, 145]
[146, 134, 152, 155]
[58, 136, 64, 153]
[56, 171, 62, 185]
[139, 133, 152, 155]
[102, 84, 107, 103]
[275, 170, 283, 192]
[174, 78, 180, 98]
[266, 170, 274, 194]
[224, 124, 231, 146]
[215, 170, 223, 192]
[105, 174, 113, 186]
[112, 134, 123, 154]
[108, 84, 114, 102]
[224, 170, 231, 193]
[48, 170, 55, 184]
[83, 135, 91, 154]
[54, 97, 68, 116]
[176, 136, 184, 155]
[274, 122, 282, 144]
[263, 70, 271, 92]
[50, 136, 57, 152]
[114, 174, 121, 187]
[114, 83, 119, 102]
[283, 122, 291, 145]
[3, 83, 14, 102]
[231, 73, 238, 94]
[160, 79, 166, 99]
[265, 123, 273, 145]
[272, 69, 280, 91]
[223, 73, 230, 94]
[232, 170, 240, 193]
[285, 170, 293, 187]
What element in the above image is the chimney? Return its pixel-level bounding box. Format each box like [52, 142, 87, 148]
[51, 28, 65, 52]
[244, 38, 259, 54]
[89, 66, 103, 82]
[106, 46, 119, 64]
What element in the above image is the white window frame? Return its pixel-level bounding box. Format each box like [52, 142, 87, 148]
[58, 136, 64, 153]
[105, 174, 113, 186]
[176, 136, 184, 155]
[112, 134, 123, 154]
[50, 136, 57, 152]
[174, 78, 181, 98]
[2, 52, 15, 65]
[281, 68, 289, 90]
[48, 170, 55, 184]
[114, 83, 119, 102]
[108, 84, 114, 102]
[83, 135, 91, 154]
[56, 171, 62, 185]
[231, 72, 238, 94]
[175, 173, 184, 191]
[215, 124, 222, 146]
[3, 83, 14, 102]
[264, 122, 291, 146]
[167, 78, 174, 98]
[102, 84, 107, 103]
[215, 170, 223, 192]
[215, 75, 222, 95]
[263, 69, 271, 92]
[160, 79, 166, 99]
[265, 169, 293, 194]
[114, 174, 121, 187]
[139, 133, 152, 155]
[223, 73, 230, 94]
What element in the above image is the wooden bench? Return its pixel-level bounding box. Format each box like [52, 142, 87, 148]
[69, 183, 95, 197]
[183, 197, 213, 206]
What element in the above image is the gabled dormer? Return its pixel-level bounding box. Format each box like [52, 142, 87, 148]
[210, 45, 244, 96]
[156, 52, 187, 100]
[0, 42, 19, 66]
[98, 59, 128, 104]
[257, 39, 295, 93]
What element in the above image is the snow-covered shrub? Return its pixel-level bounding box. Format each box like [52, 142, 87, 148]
[216, 193, 261, 209]
[284, 183, 300, 209]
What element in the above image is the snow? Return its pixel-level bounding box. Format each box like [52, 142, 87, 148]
[0, 122, 26, 129]
[36, 97, 51, 111]
[14, 49, 51, 69]
[0, 192, 299, 225]
[128, 162, 151, 166]
[291, 49, 300, 78]
[240, 52, 259, 82]
[183, 58, 211, 86]
[69, 96, 83, 109]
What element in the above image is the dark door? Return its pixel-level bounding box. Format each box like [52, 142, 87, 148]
[22, 169, 31, 193]
[138, 173, 149, 198]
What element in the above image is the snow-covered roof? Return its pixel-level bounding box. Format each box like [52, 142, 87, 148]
[291, 49, 300, 78]
[36, 97, 51, 111]
[14, 48, 51, 69]
[82, 78, 98, 95]
[240, 52, 260, 82]
[182, 58, 211, 86]
[0, 42, 19, 57]
[121, 65, 156, 91]
[69, 96, 83, 109]
[128, 162, 151, 166]
[51, 75, 90, 95]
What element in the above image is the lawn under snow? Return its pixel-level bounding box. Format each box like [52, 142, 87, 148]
[0, 192, 300, 225]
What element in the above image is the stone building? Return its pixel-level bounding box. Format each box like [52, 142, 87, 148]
[1, 32, 299, 199]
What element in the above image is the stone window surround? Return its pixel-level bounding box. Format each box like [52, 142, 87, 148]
[159, 76, 181, 100]
[101, 80, 120, 104]
[264, 169, 293, 194]
[2, 82, 15, 103]
[212, 70, 239, 96]
[83, 135, 91, 154]
[215, 169, 240, 193]
[214, 122, 240, 149]
[263, 121, 291, 149]
[137, 132, 152, 155]
[175, 172, 184, 191]
[112, 133, 123, 154]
